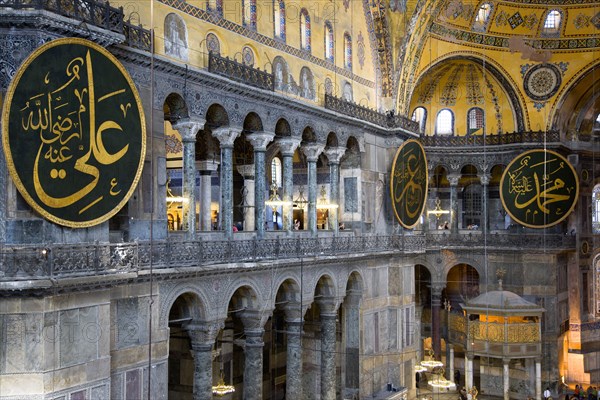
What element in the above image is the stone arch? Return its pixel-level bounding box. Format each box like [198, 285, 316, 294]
[223, 280, 265, 318]
[242, 111, 264, 133]
[444, 262, 481, 311]
[342, 81, 353, 102]
[313, 273, 338, 299]
[164, 13, 188, 61]
[159, 283, 210, 329]
[274, 118, 292, 137]
[326, 131, 339, 148]
[301, 126, 317, 143]
[164, 92, 189, 124]
[205, 103, 230, 128]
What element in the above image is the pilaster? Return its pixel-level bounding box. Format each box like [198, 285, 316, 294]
[302, 143, 325, 236]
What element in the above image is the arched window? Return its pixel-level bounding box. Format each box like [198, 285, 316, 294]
[274, 0, 286, 41]
[324, 21, 334, 62]
[300, 9, 311, 51]
[271, 157, 282, 187]
[206, 0, 223, 16]
[467, 107, 484, 135]
[344, 32, 352, 70]
[593, 184, 600, 234]
[473, 2, 492, 31]
[543, 9, 562, 35]
[462, 183, 482, 228]
[412, 107, 427, 133]
[436, 109, 454, 135]
[243, 0, 257, 29]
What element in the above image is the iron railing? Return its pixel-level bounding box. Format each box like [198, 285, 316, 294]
[0, 0, 124, 33]
[425, 232, 575, 249]
[0, 233, 575, 282]
[123, 21, 152, 52]
[208, 51, 274, 91]
[420, 130, 561, 147]
[324, 94, 420, 132]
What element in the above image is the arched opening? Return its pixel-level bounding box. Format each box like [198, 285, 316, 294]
[445, 264, 480, 312]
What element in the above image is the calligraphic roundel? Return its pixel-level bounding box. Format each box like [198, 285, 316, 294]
[390, 139, 428, 229]
[2, 38, 146, 228]
[500, 149, 578, 229]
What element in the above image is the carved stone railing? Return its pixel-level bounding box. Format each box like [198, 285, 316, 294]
[420, 130, 561, 147]
[123, 21, 152, 52]
[208, 51, 274, 91]
[0, 0, 124, 33]
[324, 94, 419, 132]
[0, 235, 409, 281]
[425, 232, 575, 249]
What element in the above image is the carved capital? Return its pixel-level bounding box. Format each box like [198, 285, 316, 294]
[447, 173, 460, 186]
[236, 164, 255, 179]
[278, 137, 302, 156]
[212, 126, 242, 147]
[186, 320, 224, 350]
[246, 131, 275, 152]
[195, 160, 219, 172]
[479, 173, 490, 186]
[316, 296, 340, 316]
[172, 118, 205, 142]
[324, 146, 346, 165]
[302, 143, 325, 162]
[238, 309, 267, 331]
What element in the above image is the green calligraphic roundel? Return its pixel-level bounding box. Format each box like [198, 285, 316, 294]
[390, 139, 428, 229]
[500, 149, 578, 229]
[2, 38, 146, 228]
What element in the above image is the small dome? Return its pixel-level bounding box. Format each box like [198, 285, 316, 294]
[465, 290, 541, 310]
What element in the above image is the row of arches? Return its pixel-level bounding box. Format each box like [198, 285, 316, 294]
[412, 106, 485, 135]
[165, 270, 364, 399]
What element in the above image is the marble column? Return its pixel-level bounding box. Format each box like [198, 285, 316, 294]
[244, 328, 265, 400]
[535, 359, 541, 400]
[247, 132, 275, 239]
[343, 293, 361, 393]
[186, 321, 224, 400]
[302, 143, 325, 236]
[448, 344, 454, 382]
[211, 127, 241, 239]
[236, 164, 255, 231]
[503, 358, 510, 400]
[172, 119, 205, 237]
[324, 147, 346, 235]
[431, 283, 444, 360]
[278, 137, 301, 232]
[196, 160, 219, 231]
[480, 173, 490, 234]
[285, 309, 304, 399]
[448, 173, 460, 234]
[319, 300, 338, 400]
[466, 355, 473, 391]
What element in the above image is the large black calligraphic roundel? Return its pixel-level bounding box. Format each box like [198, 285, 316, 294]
[2, 38, 146, 228]
[390, 139, 428, 229]
[500, 149, 578, 229]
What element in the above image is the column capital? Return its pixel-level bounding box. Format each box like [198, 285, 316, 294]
[317, 297, 340, 316]
[278, 137, 302, 156]
[430, 282, 445, 295]
[238, 309, 267, 331]
[323, 146, 346, 165]
[195, 159, 219, 172]
[302, 143, 326, 162]
[211, 126, 242, 147]
[172, 118, 205, 142]
[447, 173, 460, 186]
[185, 320, 224, 350]
[246, 131, 275, 151]
[479, 173, 490, 186]
[237, 164, 255, 179]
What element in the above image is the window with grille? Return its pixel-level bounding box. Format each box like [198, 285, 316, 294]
[467, 107, 484, 135]
[543, 10, 562, 35]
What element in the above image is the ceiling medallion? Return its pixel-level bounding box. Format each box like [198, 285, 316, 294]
[523, 63, 561, 101]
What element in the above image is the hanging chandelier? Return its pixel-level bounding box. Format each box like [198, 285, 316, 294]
[316, 185, 338, 209]
[212, 374, 235, 396]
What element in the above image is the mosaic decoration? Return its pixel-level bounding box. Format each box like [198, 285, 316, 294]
[206, 33, 220, 54]
[2, 38, 146, 228]
[164, 13, 189, 61]
[390, 139, 428, 229]
[325, 77, 333, 95]
[508, 12, 524, 29]
[357, 32, 365, 69]
[466, 64, 484, 105]
[276, 0, 286, 41]
[165, 133, 183, 154]
[573, 13, 591, 29]
[242, 46, 255, 66]
[522, 13, 539, 30]
[417, 65, 452, 104]
[365, 0, 393, 96]
[343, 0, 350, 12]
[158, 0, 374, 88]
[344, 33, 352, 70]
[500, 149, 578, 229]
[592, 11, 600, 29]
[300, 8, 311, 51]
[495, 10, 509, 27]
[482, 71, 503, 134]
[523, 63, 562, 101]
[440, 64, 464, 106]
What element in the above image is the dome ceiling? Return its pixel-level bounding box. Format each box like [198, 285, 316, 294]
[409, 59, 517, 135]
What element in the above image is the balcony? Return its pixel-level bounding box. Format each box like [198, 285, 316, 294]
[324, 94, 419, 132]
[208, 51, 274, 92]
[420, 130, 561, 147]
[0, 0, 152, 52]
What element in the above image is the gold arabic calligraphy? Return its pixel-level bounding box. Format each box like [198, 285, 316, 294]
[20, 50, 130, 214]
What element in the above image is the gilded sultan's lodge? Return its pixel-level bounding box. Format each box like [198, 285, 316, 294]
[0, 0, 599, 399]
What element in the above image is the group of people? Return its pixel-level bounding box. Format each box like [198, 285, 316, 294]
[567, 385, 600, 400]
